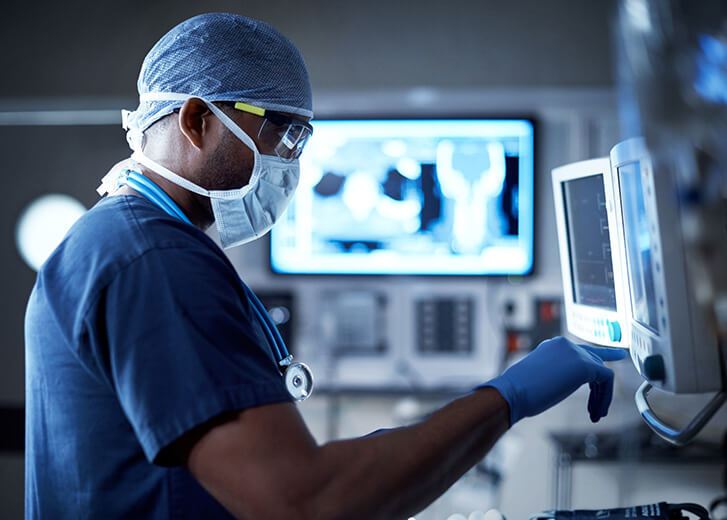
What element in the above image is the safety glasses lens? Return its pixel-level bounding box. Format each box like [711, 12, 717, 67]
[263, 121, 312, 159]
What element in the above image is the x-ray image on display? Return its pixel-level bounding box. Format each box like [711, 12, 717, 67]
[562, 175, 617, 310]
[270, 119, 535, 275]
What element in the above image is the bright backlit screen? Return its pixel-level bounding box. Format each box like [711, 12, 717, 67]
[562, 175, 617, 310]
[618, 161, 659, 331]
[270, 119, 535, 275]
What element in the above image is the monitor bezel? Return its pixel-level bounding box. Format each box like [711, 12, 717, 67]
[551, 157, 631, 348]
[267, 114, 537, 278]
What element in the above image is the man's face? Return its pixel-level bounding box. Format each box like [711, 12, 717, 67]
[197, 105, 310, 192]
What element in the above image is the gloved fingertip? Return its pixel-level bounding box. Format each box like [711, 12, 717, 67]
[591, 403, 608, 422]
[581, 344, 628, 362]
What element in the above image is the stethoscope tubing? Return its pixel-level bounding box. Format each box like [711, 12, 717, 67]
[126, 172, 192, 225]
[120, 170, 290, 368]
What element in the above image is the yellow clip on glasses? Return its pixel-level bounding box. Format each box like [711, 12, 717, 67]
[233, 102, 313, 160]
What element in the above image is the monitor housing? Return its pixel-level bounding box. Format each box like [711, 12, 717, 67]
[552, 158, 631, 349]
[610, 138, 722, 394]
[269, 117, 535, 276]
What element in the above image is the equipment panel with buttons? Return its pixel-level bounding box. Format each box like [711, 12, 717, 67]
[567, 308, 626, 348]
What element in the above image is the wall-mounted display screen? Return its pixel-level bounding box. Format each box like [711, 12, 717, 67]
[270, 119, 535, 275]
[562, 174, 617, 310]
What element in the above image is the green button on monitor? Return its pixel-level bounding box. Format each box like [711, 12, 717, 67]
[607, 320, 622, 343]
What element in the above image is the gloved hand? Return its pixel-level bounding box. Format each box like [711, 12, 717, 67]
[481, 336, 627, 426]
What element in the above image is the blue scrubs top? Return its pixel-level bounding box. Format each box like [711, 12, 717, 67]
[24, 194, 292, 518]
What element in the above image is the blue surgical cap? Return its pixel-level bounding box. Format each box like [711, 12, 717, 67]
[125, 13, 313, 135]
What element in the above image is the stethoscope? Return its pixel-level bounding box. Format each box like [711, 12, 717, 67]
[120, 170, 314, 401]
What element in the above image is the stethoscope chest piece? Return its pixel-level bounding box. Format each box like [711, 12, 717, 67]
[284, 362, 314, 401]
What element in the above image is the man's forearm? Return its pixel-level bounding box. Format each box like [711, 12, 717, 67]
[188, 338, 621, 519]
[304, 388, 509, 519]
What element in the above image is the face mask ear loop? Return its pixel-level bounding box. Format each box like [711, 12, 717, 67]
[130, 150, 211, 198]
[203, 101, 263, 184]
[136, 92, 264, 194]
[138, 92, 263, 164]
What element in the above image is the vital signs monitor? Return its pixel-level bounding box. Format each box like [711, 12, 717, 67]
[554, 139, 725, 445]
[613, 138, 724, 445]
[552, 158, 630, 348]
[610, 138, 721, 395]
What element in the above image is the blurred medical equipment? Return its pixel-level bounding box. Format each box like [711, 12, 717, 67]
[616, 0, 727, 346]
[415, 296, 475, 355]
[530, 502, 710, 520]
[313, 287, 504, 390]
[552, 141, 724, 443]
[610, 139, 723, 443]
[550, 425, 724, 511]
[269, 118, 535, 276]
[320, 290, 388, 356]
[614, 0, 727, 443]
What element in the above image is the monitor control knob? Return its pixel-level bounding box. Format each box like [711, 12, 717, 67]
[643, 354, 666, 382]
[607, 320, 622, 342]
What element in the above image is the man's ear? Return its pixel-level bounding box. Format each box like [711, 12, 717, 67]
[177, 98, 212, 150]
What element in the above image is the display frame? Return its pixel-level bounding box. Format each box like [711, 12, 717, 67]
[610, 138, 721, 393]
[268, 114, 537, 278]
[552, 157, 631, 348]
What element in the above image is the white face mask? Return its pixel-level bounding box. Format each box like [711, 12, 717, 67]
[99, 93, 300, 249]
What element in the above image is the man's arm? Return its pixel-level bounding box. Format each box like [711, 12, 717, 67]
[186, 337, 627, 519]
[188, 388, 508, 520]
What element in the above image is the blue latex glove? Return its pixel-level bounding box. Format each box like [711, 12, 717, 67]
[481, 336, 628, 426]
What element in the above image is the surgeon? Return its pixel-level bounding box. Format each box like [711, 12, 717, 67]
[24, 13, 626, 519]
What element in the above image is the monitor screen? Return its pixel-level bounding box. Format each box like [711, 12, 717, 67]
[562, 174, 617, 310]
[270, 119, 535, 275]
[618, 161, 659, 331]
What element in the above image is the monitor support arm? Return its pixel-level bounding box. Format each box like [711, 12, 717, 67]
[635, 382, 726, 446]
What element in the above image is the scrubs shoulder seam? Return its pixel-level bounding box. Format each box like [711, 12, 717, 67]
[78, 241, 226, 337]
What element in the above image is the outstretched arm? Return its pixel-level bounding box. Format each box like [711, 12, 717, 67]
[185, 337, 626, 519]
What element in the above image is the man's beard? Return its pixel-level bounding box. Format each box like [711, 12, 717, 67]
[199, 131, 255, 191]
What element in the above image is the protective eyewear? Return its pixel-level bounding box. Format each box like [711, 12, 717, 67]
[232, 101, 313, 160]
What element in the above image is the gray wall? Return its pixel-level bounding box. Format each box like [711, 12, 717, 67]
[0, 0, 615, 100]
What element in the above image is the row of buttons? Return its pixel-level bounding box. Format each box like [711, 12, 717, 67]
[570, 312, 622, 344]
[593, 319, 622, 342]
[632, 332, 649, 356]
